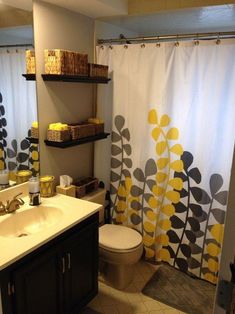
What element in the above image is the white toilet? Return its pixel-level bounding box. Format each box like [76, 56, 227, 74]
[99, 224, 143, 289]
[82, 189, 143, 290]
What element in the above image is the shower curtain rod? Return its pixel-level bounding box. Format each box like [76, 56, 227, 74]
[0, 44, 33, 48]
[97, 31, 235, 45]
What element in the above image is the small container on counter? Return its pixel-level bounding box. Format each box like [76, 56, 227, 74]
[0, 170, 9, 190]
[29, 177, 41, 206]
[16, 170, 32, 184]
[40, 175, 55, 197]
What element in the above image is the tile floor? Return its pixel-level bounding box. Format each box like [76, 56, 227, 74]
[86, 260, 186, 314]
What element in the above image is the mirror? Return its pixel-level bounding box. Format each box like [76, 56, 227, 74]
[0, 3, 39, 190]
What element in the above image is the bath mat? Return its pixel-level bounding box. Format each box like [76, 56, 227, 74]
[142, 264, 216, 314]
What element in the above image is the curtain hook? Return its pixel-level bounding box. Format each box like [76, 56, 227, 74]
[124, 44, 128, 49]
[109, 45, 113, 50]
[175, 35, 179, 47]
[216, 34, 221, 45]
[100, 45, 104, 50]
[141, 43, 145, 48]
[156, 36, 160, 47]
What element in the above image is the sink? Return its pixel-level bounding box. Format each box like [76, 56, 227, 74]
[0, 206, 63, 238]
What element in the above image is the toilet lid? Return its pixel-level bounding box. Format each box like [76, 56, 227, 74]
[99, 224, 142, 251]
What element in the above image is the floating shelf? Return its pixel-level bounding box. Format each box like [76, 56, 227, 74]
[26, 137, 39, 144]
[41, 74, 111, 84]
[22, 74, 36, 81]
[44, 132, 110, 148]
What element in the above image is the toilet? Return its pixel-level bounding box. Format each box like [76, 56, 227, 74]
[82, 189, 143, 290]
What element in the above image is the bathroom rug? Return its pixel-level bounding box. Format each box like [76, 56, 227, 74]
[142, 263, 216, 314]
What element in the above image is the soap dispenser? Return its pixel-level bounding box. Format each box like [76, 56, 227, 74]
[29, 177, 41, 205]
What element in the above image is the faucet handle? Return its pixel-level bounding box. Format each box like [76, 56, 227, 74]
[13, 193, 25, 205]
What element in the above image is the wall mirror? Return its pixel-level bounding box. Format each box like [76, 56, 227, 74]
[0, 3, 39, 190]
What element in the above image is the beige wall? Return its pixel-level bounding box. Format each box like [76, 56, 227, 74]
[33, 0, 94, 184]
[129, 0, 235, 15]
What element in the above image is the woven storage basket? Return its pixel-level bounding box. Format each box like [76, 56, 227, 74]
[40, 175, 55, 197]
[74, 177, 99, 198]
[47, 129, 71, 142]
[31, 127, 39, 139]
[44, 49, 74, 75]
[88, 63, 108, 78]
[26, 50, 35, 74]
[74, 52, 88, 76]
[69, 123, 95, 140]
[94, 123, 104, 134]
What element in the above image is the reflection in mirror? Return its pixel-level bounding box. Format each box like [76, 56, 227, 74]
[0, 3, 39, 191]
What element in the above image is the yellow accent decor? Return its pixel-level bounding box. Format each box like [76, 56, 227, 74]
[207, 243, 221, 257]
[166, 127, 179, 140]
[170, 160, 184, 172]
[161, 204, 175, 216]
[156, 248, 171, 262]
[144, 221, 155, 233]
[159, 114, 171, 127]
[169, 178, 183, 190]
[156, 234, 169, 246]
[156, 141, 167, 155]
[158, 219, 171, 231]
[148, 109, 158, 124]
[166, 190, 180, 203]
[210, 224, 224, 243]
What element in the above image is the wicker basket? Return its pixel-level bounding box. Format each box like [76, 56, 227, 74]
[88, 63, 108, 78]
[45, 49, 74, 75]
[74, 177, 99, 198]
[26, 50, 35, 74]
[74, 52, 88, 76]
[69, 123, 95, 140]
[31, 127, 39, 139]
[47, 129, 71, 142]
[40, 175, 55, 197]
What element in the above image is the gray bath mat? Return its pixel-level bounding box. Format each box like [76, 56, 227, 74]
[142, 264, 216, 314]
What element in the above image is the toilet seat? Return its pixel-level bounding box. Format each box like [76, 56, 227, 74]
[99, 224, 142, 253]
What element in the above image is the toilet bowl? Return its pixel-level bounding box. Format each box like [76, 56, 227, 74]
[99, 224, 143, 290]
[82, 189, 143, 289]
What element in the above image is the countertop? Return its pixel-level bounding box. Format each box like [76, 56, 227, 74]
[0, 193, 101, 271]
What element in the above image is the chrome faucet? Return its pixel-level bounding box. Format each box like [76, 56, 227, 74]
[0, 193, 25, 215]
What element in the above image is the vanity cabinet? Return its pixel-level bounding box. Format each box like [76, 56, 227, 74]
[0, 213, 98, 314]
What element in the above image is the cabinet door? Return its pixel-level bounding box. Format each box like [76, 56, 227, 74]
[64, 221, 98, 314]
[12, 248, 62, 314]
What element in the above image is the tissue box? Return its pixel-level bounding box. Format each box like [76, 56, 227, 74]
[56, 185, 76, 198]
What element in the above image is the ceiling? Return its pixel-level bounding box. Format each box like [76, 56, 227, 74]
[0, 0, 235, 37]
[99, 4, 235, 36]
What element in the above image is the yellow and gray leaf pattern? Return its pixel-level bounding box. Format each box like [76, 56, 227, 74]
[0, 92, 39, 177]
[111, 109, 227, 284]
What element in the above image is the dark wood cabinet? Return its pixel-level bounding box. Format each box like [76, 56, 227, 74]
[0, 213, 98, 314]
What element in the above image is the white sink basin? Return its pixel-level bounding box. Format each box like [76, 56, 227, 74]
[0, 206, 63, 238]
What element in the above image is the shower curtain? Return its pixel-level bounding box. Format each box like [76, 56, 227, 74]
[0, 48, 39, 178]
[96, 39, 235, 284]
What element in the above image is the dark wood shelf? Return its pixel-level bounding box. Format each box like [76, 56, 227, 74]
[41, 74, 111, 84]
[22, 74, 36, 81]
[44, 132, 110, 148]
[26, 137, 39, 144]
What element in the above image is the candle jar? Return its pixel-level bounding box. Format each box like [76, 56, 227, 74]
[29, 177, 41, 206]
[0, 170, 9, 190]
[16, 170, 32, 184]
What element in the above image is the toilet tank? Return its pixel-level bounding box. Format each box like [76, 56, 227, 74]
[81, 188, 106, 224]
